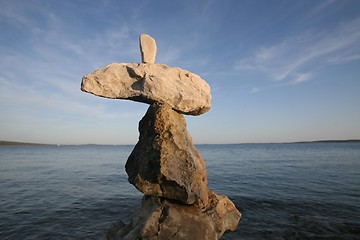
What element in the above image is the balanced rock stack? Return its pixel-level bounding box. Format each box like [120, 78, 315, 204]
[81, 34, 241, 240]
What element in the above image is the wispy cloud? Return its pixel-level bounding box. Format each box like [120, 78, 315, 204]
[0, 73, 143, 122]
[309, 0, 337, 16]
[0, 1, 146, 132]
[292, 73, 313, 85]
[328, 53, 360, 64]
[250, 87, 260, 94]
[234, 17, 360, 84]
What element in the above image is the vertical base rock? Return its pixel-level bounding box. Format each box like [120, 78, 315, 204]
[107, 190, 241, 240]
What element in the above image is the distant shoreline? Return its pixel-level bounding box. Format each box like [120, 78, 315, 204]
[1, 139, 359, 146]
[0, 141, 53, 146]
[288, 139, 360, 144]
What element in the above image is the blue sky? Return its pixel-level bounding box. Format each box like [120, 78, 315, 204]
[1, 0, 360, 144]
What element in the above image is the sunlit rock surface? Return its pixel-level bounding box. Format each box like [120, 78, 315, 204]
[81, 63, 211, 115]
[139, 34, 157, 63]
[81, 34, 241, 240]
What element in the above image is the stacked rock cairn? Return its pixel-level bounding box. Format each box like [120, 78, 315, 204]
[81, 34, 241, 240]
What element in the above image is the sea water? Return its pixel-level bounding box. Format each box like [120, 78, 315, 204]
[0, 142, 359, 239]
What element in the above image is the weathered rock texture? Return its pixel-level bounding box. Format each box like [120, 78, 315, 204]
[81, 34, 241, 240]
[139, 34, 157, 63]
[81, 63, 211, 115]
[126, 103, 209, 208]
[107, 191, 241, 240]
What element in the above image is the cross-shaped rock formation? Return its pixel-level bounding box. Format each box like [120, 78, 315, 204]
[81, 34, 241, 240]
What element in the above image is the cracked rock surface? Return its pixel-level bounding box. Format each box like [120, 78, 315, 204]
[106, 191, 241, 240]
[125, 103, 209, 208]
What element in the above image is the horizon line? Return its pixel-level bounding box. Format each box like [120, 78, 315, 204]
[1, 139, 360, 146]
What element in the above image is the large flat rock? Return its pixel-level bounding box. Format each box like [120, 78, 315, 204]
[81, 63, 211, 115]
[125, 103, 209, 207]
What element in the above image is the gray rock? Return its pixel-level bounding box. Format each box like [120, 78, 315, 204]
[139, 34, 157, 63]
[106, 190, 241, 240]
[81, 63, 211, 115]
[125, 103, 209, 207]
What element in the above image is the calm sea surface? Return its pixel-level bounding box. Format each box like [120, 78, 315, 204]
[0, 142, 359, 239]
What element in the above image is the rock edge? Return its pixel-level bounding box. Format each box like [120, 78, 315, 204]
[81, 63, 211, 115]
